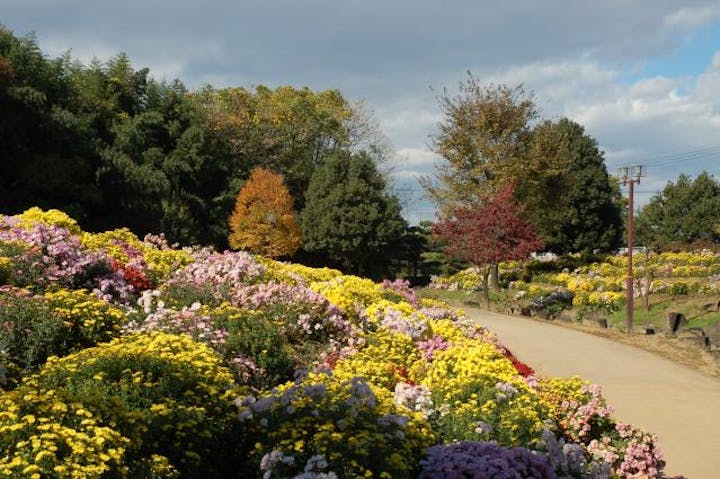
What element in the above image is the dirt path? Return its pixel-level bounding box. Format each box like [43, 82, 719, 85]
[463, 306, 720, 478]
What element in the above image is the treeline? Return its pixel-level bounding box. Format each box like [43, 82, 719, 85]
[0, 26, 409, 277]
[636, 171, 720, 250]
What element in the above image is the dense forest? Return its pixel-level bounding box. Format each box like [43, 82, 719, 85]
[0, 26, 413, 277]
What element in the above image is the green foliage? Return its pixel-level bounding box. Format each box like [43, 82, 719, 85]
[521, 119, 623, 253]
[670, 281, 690, 296]
[0, 26, 103, 220]
[0, 288, 125, 388]
[422, 74, 622, 255]
[96, 78, 226, 245]
[636, 171, 720, 248]
[301, 150, 407, 276]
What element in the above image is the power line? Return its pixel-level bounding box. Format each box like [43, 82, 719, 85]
[608, 145, 720, 169]
[641, 145, 720, 165]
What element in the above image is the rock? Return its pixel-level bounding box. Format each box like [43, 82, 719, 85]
[582, 311, 608, 329]
[702, 302, 717, 312]
[667, 312, 687, 334]
[645, 325, 655, 335]
[703, 321, 720, 348]
[676, 329, 710, 349]
[558, 310, 575, 323]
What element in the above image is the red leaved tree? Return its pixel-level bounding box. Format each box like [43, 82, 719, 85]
[433, 183, 543, 305]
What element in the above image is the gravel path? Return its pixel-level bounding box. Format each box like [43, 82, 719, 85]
[463, 306, 720, 478]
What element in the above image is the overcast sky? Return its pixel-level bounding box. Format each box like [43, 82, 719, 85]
[3, 1, 720, 222]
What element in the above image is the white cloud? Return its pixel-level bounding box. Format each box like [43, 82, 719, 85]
[664, 5, 720, 29]
[391, 54, 720, 210]
[393, 148, 441, 168]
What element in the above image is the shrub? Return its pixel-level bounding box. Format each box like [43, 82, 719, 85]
[235, 372, 435, 479]
[422, 344, 548, 447]
[28, 332, 239, 478]
[670, 281, 689, 296]
[161, 250, 267, 306]
[0, 222, 134, 302]
[0, 287, 125, 388]
[127, 300, 295, 388]
[418, 441, 557, 479]
[0, 387, 128, 478]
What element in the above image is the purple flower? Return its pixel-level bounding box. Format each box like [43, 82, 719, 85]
[419, 441, 557, 479]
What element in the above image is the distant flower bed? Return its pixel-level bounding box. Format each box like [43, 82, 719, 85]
[432, 250, 720, 315]
[0, 208, 674, 478]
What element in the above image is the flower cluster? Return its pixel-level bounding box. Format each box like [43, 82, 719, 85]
[0, 287, 126, 387]
[0, 220, 134, 302]
[418, 441, 557, 479]
[0, 388, 128, 478]
[309, 275, 384, 319]
[235, 372, 435, 479]
[381, 278, 420, 307]
[126, 294, 295, 388]
[162, 249, 267, 305]
[259, 257, 342, 285]
[27, 332, 238, 477]
[231, 281, 354, 344]
[428, 267, 484, 291]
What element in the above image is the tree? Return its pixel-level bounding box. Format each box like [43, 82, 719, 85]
[422, 73, 622, 254]
[96, 77, 227, 245]
[228, 167, 301, 258]
[191, 85, 391, 211]
[421, 76, 538, 213]
[433, 183, 543, 305]
[300, 150, 406, 276]
[636, 171, 720, 248]
[0, 26, 102, 220]
[519, 119, 623, 253]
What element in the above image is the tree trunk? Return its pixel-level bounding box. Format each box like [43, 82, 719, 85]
[642, 250, 653, 311]
[489, 263, 500, 291]
[643, 273, 653, 311]
[483, 268, 491, 308]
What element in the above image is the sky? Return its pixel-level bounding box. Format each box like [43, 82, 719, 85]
[3, 0, 720, 223]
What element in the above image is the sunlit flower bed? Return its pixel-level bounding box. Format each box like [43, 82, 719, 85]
[432, 251, 720, 313]
[0, 208, 679, 478]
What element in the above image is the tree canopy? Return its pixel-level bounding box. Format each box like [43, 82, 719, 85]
[519, 119, 623, 253]
[636, 171, 720, 248]
[228, 167, 301, 258]
[300, 151, 406, 275]
[0, 26, 391, 252]
[433, 183, 543, 302]
[422, 74, 623, 254]
[422, 78, 537, 211]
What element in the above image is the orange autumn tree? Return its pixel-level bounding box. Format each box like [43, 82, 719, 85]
[228, 167, 302, 258]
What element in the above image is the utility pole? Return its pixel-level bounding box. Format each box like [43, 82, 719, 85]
[619, 165, 645, 332]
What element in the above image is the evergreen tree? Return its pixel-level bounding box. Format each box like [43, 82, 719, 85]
[636, 171, 720, 248]
[301, 151, 406, 275]
[521, 119, 623, 253]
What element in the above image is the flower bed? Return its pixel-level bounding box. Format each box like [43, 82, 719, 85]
[0, 208, 677, 478]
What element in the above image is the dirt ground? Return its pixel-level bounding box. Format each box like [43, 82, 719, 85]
[460, 305, 720, 478]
